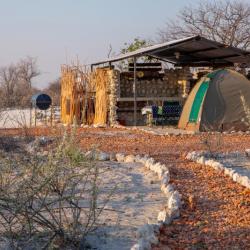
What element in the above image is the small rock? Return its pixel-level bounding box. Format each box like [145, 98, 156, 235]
[157, 210, 172, 225]
[161, 172, 170, 185]
[109, 153, 116, 161]
[97, 152, 109, 161]
[116, 153, 125, 162]
[197, 156, 205, 165]
[245, 149, 250, 157]
[124, 155, 135, 163]
[161, 184, 174, 196]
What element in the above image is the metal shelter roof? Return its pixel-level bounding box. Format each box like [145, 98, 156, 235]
[91, 35, 250, 67]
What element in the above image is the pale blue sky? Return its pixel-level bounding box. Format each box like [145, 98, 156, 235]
[0, 0, 214, 88]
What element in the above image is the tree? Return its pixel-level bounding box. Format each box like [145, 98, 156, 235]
[44, 78, 61, 106]
[18, 57, 40, 89]
[0, 57, 40, 108]
[119, 38, 154, 70]
[158, 0, 250, 50]
[0, 64, 19, 107]
[121, 38, 150, 54]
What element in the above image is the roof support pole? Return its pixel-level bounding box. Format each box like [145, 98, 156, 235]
[133, 56, 137, 127]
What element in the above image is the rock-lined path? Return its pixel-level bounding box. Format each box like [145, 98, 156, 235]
[1, 127, 250, 249]
[77, 128, 250, 249]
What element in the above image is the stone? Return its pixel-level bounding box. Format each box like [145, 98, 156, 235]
[116, 153, 125, 162]
[160, 164, 168, 172]
[150, 162, 160, 172]
[228, 169, 236, 178]
[186, 151, 199, 161]
[109, 153, 116, 161]
[85, 151, 95, 159]
[245, 149, 250, 157]
[157, 168, 165, 179]
[124, 155, 135, 163]
[161, 184, 174, 196]
[224, 167, 232, 176]
[97, 152, 109, 161]
[157, 209, 173, 225]
[211, 161, 224, 171]
[145, 158, 155, 169]
[168, 191, 181, 209]
[168, 206, 180, 220]
[238, 176, 250, 188]
[131, 239, 151, 250]
[233, 172, 241, 182]
[197, 156, 205, 165]
[161, 172, 170, 185]
[204, 159, 214, 166]
[135, 155, 141, 162]
[138, 156, 148, 165]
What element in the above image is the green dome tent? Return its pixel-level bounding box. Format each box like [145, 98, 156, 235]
[178, 69, 250, 132]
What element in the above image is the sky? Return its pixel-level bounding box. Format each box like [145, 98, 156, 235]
[0, 0, 211, 88]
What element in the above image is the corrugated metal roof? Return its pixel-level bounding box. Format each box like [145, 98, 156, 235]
[91, 35, 250, 67]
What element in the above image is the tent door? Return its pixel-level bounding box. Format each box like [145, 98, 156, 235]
[188, 81, 209, 123]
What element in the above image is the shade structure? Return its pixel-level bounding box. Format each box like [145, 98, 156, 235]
[178, 69, 250, 132]
[91, 36, 250, 68]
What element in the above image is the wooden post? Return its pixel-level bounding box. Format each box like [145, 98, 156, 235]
[45, 110, 47, 126]
[133, 57, 137, 127]
[29, 103, 32, 128]
[34, 107, 37, 127]
[50, 104, 53, 127]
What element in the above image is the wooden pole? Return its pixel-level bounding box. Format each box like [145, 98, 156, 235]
[35, 107, 37, 127]
[50, 105, 53, 127]
[133, 57, 137, 127]
[29, 103, 32, 128]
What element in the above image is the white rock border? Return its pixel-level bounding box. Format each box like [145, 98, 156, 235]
[84, 150, 182, 250]
[186, 150, 250, 189]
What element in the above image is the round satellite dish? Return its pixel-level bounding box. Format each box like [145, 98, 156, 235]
[32, 93, 52, 110]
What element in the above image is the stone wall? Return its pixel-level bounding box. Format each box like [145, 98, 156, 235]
[107, 70, 120, 126]
[119, 68, 192, 99]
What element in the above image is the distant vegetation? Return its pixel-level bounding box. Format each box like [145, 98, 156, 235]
[0, 57, 40, 108]
[0, 57, 61, 109]
[158, 0, 250, 50]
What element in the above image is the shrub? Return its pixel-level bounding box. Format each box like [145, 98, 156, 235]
[0, 132, 114, 249]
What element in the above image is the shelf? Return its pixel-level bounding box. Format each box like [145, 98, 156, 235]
[117, 97, 183, 102]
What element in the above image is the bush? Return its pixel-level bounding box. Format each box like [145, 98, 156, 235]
[0, 132, 114, 249]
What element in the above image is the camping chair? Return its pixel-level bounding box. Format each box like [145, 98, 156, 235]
[163, 102, 182, 124]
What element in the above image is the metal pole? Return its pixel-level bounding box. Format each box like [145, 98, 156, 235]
[133, 57, 137, 127]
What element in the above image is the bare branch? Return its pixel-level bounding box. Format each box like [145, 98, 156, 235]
[158, 0, 250, 50]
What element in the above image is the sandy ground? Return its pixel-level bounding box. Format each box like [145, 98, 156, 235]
[139, 126, 194, 135]
[0, 108, 60, 128]
[214, 153, 250, 178]
[85, 161, 165, 250]
[0, 109, 31, 128]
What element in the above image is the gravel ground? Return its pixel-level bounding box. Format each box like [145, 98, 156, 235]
[1, 127, 250, 249]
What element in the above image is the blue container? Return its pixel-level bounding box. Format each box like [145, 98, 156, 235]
[32, 93, 52, 110]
